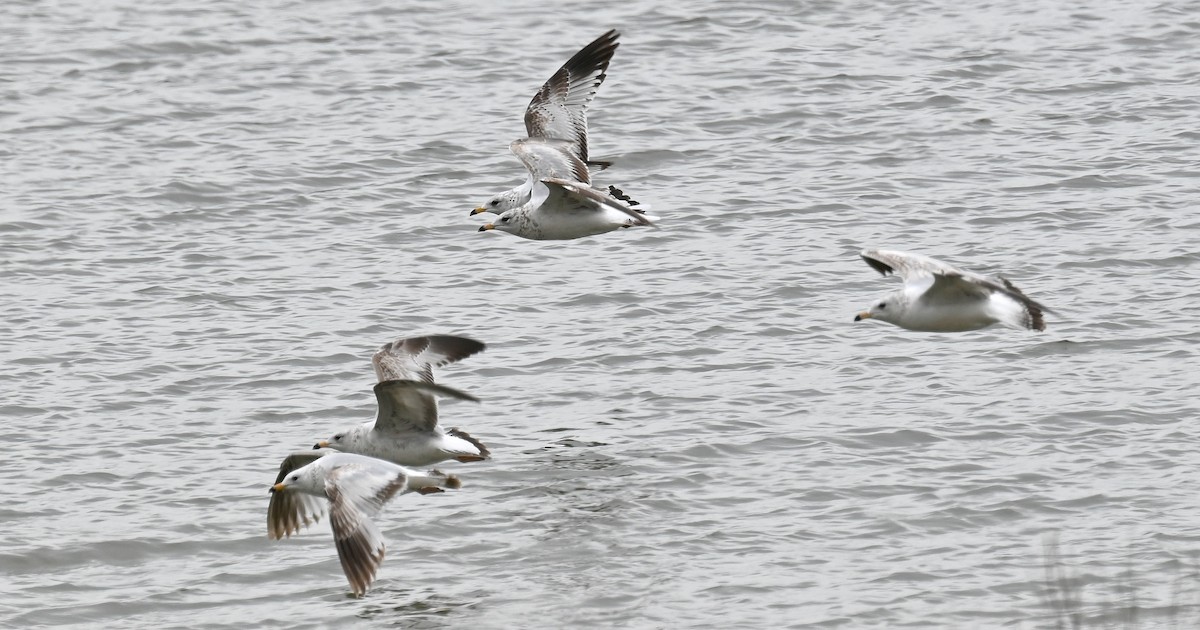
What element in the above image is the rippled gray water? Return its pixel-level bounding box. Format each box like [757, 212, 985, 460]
[3, 0, 1199, 627]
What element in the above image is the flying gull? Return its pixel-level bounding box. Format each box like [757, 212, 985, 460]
[313, 335, 490, 466]
[268, 451, 461, 597]
[470, 30, 656, 239]
[473, 29, 619, 216]
[853, 249, 1048, 332]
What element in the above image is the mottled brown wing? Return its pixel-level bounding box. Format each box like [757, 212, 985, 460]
[267, 451, 329, 540]
[325, 465, 408, 597]
[371, 334, 486, 384]
[524, 30, 619, 166]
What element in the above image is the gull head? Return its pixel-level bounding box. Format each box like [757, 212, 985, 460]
[271, 460, 325, 495]
[472, 189, 523, 216]
[270, 470, 304, 494]
[855, 291, 906, 326]
[312, 428, 355, 452]
[478, 212, 518, 234]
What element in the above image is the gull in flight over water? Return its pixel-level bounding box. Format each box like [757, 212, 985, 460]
[313, 335, 490, 466]
[268, 451, 461, 597]
[470, 30, 656, 240]
[854, 249, 1049, 332]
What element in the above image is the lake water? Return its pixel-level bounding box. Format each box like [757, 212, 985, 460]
[3, 0, 1199, 627]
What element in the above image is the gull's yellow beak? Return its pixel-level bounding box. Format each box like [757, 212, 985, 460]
[271, 482, 286, 493]
[854, 311, 872, 322]
[478, 224, 495, 232]
[470, 207, 488, 216]
[313, 440, 329, 449]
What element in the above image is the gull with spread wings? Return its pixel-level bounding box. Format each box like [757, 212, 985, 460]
[311, 334, 490, 466]
[267, 451, 461, 597]
[471, 30, 656, 240]
[854, 249, 1049, 332]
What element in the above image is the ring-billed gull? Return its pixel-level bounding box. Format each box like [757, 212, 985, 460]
[853, 249, 1048, 332]
[268, 451, 461, 597]
[473, 29, 620, 217]
[314, 335, 490, 466]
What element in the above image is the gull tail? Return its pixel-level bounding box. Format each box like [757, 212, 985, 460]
[448, 427, 491, 461]
[406, 468, 463, 494]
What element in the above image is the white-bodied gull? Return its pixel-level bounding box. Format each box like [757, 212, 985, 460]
[314, 335, 490, 466]
[854, 249, 1048, 332]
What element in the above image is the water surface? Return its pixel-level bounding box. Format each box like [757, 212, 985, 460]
[3, 0, 1199, 627]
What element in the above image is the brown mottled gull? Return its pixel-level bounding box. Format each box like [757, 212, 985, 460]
[268, 451, 461, 597]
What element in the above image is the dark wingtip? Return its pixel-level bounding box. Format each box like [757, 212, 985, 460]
[998, 277, 1047, 331]
[1027, 300, 1046, 332]
[607, 185, 641, 207]
[562, 30, 621, 78]
[861, 253, 895, 277]
[424, 335, 486, 364]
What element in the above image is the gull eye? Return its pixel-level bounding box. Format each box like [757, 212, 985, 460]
[290, 474, 299, 481]
[878, 302, 887, 310]
[489, 200, 497, 206]
[501, 216, 510, 223]
[333, 434, 343, 441]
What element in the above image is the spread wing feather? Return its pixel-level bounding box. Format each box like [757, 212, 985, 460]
[325, 464, 408, 597]
[267, 450, 332, 540]
[371, 335, 486, 384]
[524, 30, 619, 166]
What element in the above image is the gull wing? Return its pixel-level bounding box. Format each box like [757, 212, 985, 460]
[919, 273, 994, 305]
[267, 450, 333, 540]
[373, 379, 480, 435]
[325, 463, 409, 597]
[864, 248, 995, 298]
[862, 248, 998, 293]
[524, 29, 619, 166]
[371, 335, 486, 384]
[511, 137, 591, 184]
[537, 177, 655, 226]
[860, 249, 968, 282]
